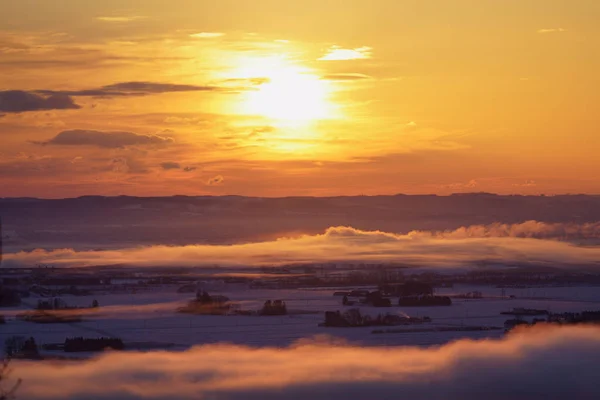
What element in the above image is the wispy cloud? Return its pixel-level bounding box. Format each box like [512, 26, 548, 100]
[318, 46, 372, 61]
[37, 81, 221, 98]
[207, 175, 225, 186]
[189, 32, 225, 39]
[96, 16, 148, 23]
[160, 162, 182, 170]
[513, 180, 537, 187]
[538, 28, 567, 34]
[32, 80, 263, 99]
[34, 130, 174, 149]
[321, 73, 372, 81]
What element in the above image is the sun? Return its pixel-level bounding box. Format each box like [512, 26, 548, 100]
[232, 56, 335, 125]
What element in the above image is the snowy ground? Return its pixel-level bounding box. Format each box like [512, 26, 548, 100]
[2, 284, 600, 355]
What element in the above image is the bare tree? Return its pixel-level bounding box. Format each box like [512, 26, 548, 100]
[0, 359, 21, 400]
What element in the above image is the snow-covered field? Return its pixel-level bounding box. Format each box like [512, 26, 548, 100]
[3, 284, 600, 354]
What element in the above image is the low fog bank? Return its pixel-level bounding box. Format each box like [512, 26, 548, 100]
[3, 223, 600, 270]
[3, 194, 600, 251]
[11, 325, 600, 400]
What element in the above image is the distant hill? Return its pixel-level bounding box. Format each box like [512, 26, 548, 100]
[1, 193, 599, 251]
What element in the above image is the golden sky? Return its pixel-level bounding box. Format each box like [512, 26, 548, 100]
[1, 0, 599, 197]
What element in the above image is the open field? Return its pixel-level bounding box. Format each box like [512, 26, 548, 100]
[3, 283, 600, 355]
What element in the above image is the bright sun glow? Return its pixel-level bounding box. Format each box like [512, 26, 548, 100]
[232, 56, 336, 125]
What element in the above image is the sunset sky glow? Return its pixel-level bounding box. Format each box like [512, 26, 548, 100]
[1, 0, 599, 197]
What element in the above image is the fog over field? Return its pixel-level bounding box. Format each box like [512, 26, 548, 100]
[2, 195, 600, 400]
[3, 194, 600, 272]
[2, 194, 600, 252]
[2, 0, 600, 398]
[4, 223, 600, 271]
[11, 325, 600, 400]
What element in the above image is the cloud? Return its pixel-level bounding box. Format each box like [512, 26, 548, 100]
[207, 175, 224, 186]
[158, 161, 198, 173]
[4, 222, 600, 269]
[11, 325, 600, 400]
[190, 32, 225, 38]
[36, 130, 174, 148]
[321, 73, 372, 81]
[319, 46, 372, 61]
[513, 180, 537, 187]
[109, 156, 149, 174]
[0, 90, 80, 113]
[418, 220, 600, 240]
[37, 82, 220, 98]
[160, 162, 182, 170]
[538, 28, 567, 34]
[96, 16, 148, 23]
[443, 179, 478, 190]
[100, 82, 217, 94]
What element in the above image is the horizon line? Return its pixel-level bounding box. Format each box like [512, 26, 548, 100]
[2, 192, 600, 201]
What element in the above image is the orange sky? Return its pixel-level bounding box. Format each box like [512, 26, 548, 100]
[1, 0, 599, 197]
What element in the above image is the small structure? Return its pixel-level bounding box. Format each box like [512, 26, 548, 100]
[362, 291, 392, 307]
[342, 295, 356, 306]
[454, 291, 483, 299]
[36, 297, 98, 311]
[348, 290, 370, 297]
[342, 290, 391, 307]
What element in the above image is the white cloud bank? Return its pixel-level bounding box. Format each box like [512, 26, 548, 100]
[3, 221, 600, 270]
[11, 325, 600, 399]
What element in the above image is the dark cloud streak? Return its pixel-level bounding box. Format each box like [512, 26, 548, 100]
[36, 81, 220, 98]
[35, 129, 174, 148]
[160, 162, 181, 170]
[321, 73, 372, 81]
[0, 90, 81, 113]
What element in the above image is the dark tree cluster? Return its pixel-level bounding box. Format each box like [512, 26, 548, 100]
[64, 337, 124, 352]
[548, 310, 600, 324]
[196, 291, 229, 305]
[380, 282, 434, 297]
[4, 336, 40, 359]
[260, 300, 287, 315]
[0, 288, 21, 308]
[322, 309, 430, 327]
